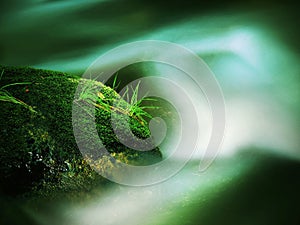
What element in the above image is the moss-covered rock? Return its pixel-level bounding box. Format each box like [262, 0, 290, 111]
[0, 65, 161, 196]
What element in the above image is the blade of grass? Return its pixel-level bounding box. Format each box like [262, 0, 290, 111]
[112, 73, 120, 90]
[1, 82, 32, 89]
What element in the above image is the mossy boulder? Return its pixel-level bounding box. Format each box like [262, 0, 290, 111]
[0, 65, 161, 196]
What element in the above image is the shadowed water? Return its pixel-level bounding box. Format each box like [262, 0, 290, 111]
[0, 1, 300, 225]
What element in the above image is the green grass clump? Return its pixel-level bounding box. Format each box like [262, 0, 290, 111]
[0, 65, 161, 197]
[0, 69, 35, 112]
[75, 75, 159, 126]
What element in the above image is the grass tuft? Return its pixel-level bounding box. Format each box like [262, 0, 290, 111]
[0, 69, 36, 113]
[75, 76, 160, 126]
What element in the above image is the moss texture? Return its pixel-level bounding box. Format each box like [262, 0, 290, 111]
[0, 65, 161, 196]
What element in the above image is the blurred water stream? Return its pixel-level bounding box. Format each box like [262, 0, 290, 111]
[1, 1, 299, 225]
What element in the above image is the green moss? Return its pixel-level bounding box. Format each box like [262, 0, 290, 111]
[0, 65, 161, 197]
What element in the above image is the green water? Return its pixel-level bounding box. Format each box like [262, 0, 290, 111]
[1, 1, 300, 225]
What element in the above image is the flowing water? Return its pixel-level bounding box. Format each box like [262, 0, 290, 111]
[1, 1, 300, 225]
